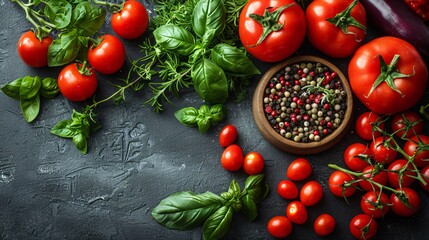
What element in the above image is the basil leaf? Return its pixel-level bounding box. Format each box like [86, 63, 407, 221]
[73, 133, 88, 154]
[40, 77, 59, 99]
[71, 2, 106, 36]
[243, 174, 269, 204]
[228, 179, 241, 196]
[1, 78, 23, 100]
[192, 0, 226, 38]
[191, 58, 228, 104]
[201, 29, 217, 48]
[19, 76, 41, 99]
[151, 191, 224, 230]
[197, 117, 211, 133]
[174, 107, 198, 127]
[202, 206, 233, 240]
[209, 104, 226, 123]
[20, 93, 40, 122]
[43, 0, 72, 29]
[240, 195, 257, 221]
[48, 29, 81, 67]
[50, 119, 75, 138]
[198, 104, 210, 114]
[211, 44, 260, 76]
[154, 25, 196, 56]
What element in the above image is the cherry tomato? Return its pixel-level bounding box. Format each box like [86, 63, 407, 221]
[344, 143, 370, 172]
[306, 0, 367, 58]
[300, 180, 323, 206]
[386, 159, 416, 188]
[277, 180, 298, 200]
[239, 0, 306, 62]
[17, 31, 53, 67]
[355, 112, 384, 141]
[358, 165, 387, 192]
[314, 213, 336, 236]
[286, 201, 308, 224]
[58, 63, 98, 101]
[88, 35, 126, 75]
[369, 136, 397, 164]
[349, 214, 378, 240]
[419, 165, 429, 191]
[219, 124, 238, 147]
[243, 151, 265, 175]
[404, 135, 429, 167]
[348, 36, 428, 115]
[287, 158, 312, 181]
[390, 187, 420, 217]
[360, 191, 390, 219]
[267, 216, 292, 238]
[111, 0, 149, 39]
[391, 111, 424, 139]
[220, 144, 243, 171]
[328, 170, 357, 198]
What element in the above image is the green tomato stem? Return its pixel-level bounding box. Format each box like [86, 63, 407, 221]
[12, 0, 54, 37]
[91, 0, 124, 13]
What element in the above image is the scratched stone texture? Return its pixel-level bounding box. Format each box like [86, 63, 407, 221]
[1, 1, 429, 240]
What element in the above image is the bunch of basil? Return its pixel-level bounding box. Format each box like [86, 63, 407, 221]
[153, 0, 260, 104]
[151, 174, 269, 240]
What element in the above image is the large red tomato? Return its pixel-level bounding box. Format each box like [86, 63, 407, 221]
[88, 35, 126, 75]
[17, 31, 53, 67]
[306, 0, 366, 58]
[111, 0, 149, 39]
[348, 36, 428, 115]
[239, 0, 306, 62]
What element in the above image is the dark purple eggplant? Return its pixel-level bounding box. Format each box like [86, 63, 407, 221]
[360, 0, 429, 62]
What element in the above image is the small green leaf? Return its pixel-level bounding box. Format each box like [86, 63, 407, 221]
[1, 78, 23, 100]
[202, 206, 233, 240]
[211, 44, 260, 76]
[192, 0, 226, 38]
[71, 2, 106, 36]
[40, 77, 59, 99]
[43, 0, 72, 29]
[197, 117, 211, 133]
[154, 25, 196, 56]
[50, 119, 75, 138]
[174, 107, 199, 127]
[240, 195, 257, 221]
[243, 174, 270, 204]
[209, 104, 226, 123]
[73, 133, 88, 154]
[48, 29, 81, 67]
[20, 93, 40, 122]
[19, 76, 41, 99]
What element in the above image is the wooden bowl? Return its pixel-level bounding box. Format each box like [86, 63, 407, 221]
[252, 56, 353, 155]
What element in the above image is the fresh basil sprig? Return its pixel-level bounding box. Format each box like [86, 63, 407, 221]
[174, 104, 226, 133]
[151, 174, 269, 240]
[1, 76, 59, 122]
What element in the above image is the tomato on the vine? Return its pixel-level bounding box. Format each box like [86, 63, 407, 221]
[355, 111, 384, 141]
[277, 180, 298, 200]
[358, 165, 387, 192]
[239, 0, 306, 62]
[219, 124, 238, 147]
[287, 158, 312, 181]
[243, 151, 265, 175]
[360, 191, 390, 219]
[314, 213, 336, 236]
[286, 201, 308, 224]
[349, 214, 378, 240]
[390, 187, 420, 217]
[391, 111, 424, 139]
[386, 159, 416, 188]
[404, 135, 429, 167]
[17, 31, 53, 67]
[328, 170, 357, 198]
[300, 180, 323, 206]
[220, 144, 243, 171]
[344, 143, 370, 172]
[111, 0, 149, 39]
[267, 216, 293, 238]
[369, 136, 397, 164]
[348, 36, 428, 115]
[58, 63, 98, 102]
[88, 35, 126, 75]
[306, 0, 367, 58]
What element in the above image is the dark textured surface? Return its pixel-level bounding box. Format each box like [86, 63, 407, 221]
[1, 1, 429, 240]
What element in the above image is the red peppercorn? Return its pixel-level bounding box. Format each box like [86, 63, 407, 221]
[331, 72, 337, 79]
[323, 103, 330, 109]
[271, 111, 277, 117]
[295, 80, 300, 85]
[327, 122, 333, 128]
[292, 96, 298, 102]
[297, 99, 304, 105]
[323, 129, 329, 135]
[265, 106, 272, 113]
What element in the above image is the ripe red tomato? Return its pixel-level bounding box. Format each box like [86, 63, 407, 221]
[328, 170, 357, 198]
[286, 201, 308, 224]
[343, 143, 370, 172]
[306, 0, 366, 58]
[387, 159, 416, 188]
[369, 136, 397, 165]
[287, 158, 312, 181]
[390, 187, 420, 217]
[220, 144, 244, 171]
[404, 135, 429, 167]
[243, 151, 265, 175]
[358, 165, 387, 192]
[360, 191, 390, 219]
[348, 36, 428, 115]
[111, 0, 149, 39]
[88, 35, 126, 75]
[277, 180, 298, 200]
[300, 180, 323, 206]
[267, 216, 292, 238]
[238, 0, 306, 62]
[58, 63, 98, 101]
[355, 112, 384, 141]
[391, 111, 424, 139]
[419, 165, 429, 191]
[349, 214, 378, 240]
[219, 125, 238, 147]
[314, 213, 336, 236]
[17, 31, 53, 67]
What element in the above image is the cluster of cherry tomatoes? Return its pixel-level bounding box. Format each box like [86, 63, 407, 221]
[327, 110, 428, 239]
[219, 125, 265, 175]
[267, 158, 336, 238]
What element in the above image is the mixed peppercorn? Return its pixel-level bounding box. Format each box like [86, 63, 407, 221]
[263, 62, 347, 143]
